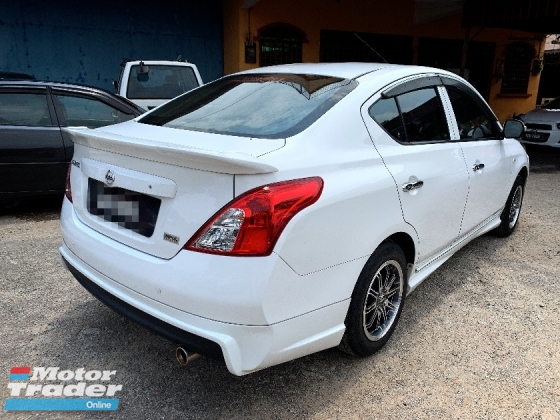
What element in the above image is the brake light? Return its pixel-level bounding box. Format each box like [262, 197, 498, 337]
[65, 164, 73, 203]
[185, 177, 324, 256]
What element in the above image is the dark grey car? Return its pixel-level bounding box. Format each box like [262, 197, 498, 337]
[0, 81, 144, 201]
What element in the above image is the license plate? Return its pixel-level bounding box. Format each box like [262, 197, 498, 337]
[524, 132, 543, 140]
[87, 178, 161, 238]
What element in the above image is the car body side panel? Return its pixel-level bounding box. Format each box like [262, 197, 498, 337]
[458, 139, 512, 234]
[361, 92, 469, 263]
[234, 105, 414, 276]
[0, 126, 67, 194]
[0, 86, 67, 195]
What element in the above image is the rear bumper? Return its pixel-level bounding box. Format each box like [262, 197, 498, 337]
[60, 253, 224, 361]
[60, 243, 348, 375]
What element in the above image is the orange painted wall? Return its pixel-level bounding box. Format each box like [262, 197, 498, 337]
[223, 0, 545, 122]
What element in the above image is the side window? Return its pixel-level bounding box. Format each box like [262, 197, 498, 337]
[445, 86, 500, 140]
[369, 97, 406, 141]
[55, 95, 134, 129]
[0, 92, 53, 126]
[397, 88, 449, 142]
[369, 87, 449, 143]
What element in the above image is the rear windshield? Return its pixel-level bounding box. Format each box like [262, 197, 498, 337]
[138, 73, 357, 138]
[127, 65, 199, 100]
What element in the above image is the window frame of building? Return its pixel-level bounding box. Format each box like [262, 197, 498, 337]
[500, 42, 535, 95]
[258, 23, 306, 67]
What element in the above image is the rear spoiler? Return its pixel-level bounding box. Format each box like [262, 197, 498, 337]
[64, 128, 279, 175]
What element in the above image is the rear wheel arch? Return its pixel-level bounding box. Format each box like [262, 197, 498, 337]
[386, 232, 416, 266]
[339, 240, 408, 356]
[518, 166, 528, 185]
[494, 171, 526, 237]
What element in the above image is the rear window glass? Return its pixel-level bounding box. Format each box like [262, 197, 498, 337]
[127, 65, 199, 100]
[139, 74, 357, 138]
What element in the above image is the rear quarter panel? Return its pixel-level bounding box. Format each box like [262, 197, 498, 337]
[235, 101, 416, 277]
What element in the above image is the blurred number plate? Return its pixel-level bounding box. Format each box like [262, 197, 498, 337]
[524, 132, 543, 140]
[87, 178, 161, 237]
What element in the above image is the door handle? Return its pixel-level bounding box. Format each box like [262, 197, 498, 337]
[402, 180, 424, 192]
[473, 163, 485, 171]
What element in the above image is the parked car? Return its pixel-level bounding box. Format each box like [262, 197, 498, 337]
[0, 80, 144, 201]
[113, 59, 203, 110]
[519, 97, 560, 148]
[59, 63, 528, 376]
[0, 72, 36, 81]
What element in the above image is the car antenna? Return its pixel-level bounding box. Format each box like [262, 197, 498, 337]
[353, 33, 389, 63]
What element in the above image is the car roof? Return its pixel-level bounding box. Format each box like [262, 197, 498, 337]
[0, 80, 145, 114]
[0, 79, 115, 94]
[237, 63, 464, 84]
[124, 60, 195, 65]
[238, 63, 407, 80]
[0, 71, 36, 81]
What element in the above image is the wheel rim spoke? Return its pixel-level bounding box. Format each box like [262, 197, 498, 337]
[508, 185, 523, 228]
[362, 260, 404, 341]
[386, 300, 397, 311]
[385, 284, 400, 299]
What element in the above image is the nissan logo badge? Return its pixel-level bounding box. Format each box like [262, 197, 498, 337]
[105, 170, 115, 186]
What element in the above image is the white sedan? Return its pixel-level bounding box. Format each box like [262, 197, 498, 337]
[520, 97, 560, 148]
[59, 63, 528, 375]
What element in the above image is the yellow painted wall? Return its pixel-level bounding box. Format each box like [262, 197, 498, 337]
[223, 0, 545, 122]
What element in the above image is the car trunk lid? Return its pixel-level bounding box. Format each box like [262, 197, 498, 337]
[65, 123, 281, 259]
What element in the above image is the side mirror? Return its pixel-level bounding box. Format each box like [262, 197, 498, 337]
[503, 119, 525, 139]
[112, 80, 118, 91]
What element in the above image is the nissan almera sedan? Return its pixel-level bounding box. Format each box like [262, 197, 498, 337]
[59, 63, 528, 375]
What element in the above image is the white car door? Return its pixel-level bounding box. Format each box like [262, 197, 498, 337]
[362, 78, 469, 266]
[441, 80, 511, 235]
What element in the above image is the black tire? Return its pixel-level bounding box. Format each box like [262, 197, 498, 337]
[339, 241, 407, 357]
[494, 175, 525, 237]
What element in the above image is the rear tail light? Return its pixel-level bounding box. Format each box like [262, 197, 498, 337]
[65, 164, 73, 203]
[185, 177, 324, 256]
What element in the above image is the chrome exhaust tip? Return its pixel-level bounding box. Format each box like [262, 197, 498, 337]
[176, 347, 200, 365]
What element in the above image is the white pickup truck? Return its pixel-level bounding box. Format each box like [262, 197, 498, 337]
[114, 59, 203, 110]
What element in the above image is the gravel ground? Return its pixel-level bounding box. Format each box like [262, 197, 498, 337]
[1, 147, 559, 419]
